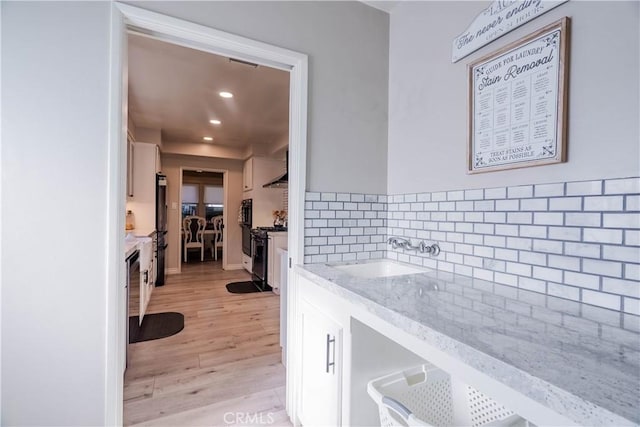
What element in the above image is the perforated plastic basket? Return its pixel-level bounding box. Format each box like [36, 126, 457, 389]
[367, 364, 528, 427]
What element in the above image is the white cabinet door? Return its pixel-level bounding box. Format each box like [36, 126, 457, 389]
[299, 298, 343, 426]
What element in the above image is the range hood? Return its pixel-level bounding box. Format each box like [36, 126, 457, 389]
[263, 152, 288, 188]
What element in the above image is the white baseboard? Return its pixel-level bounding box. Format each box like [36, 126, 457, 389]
[166, 268, 179, 275]
[224, 263, 244, 270]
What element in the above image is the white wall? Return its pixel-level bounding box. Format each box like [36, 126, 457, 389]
[1, 2, 112, 425]
[126, 0, 390, 194]
[388, 1, 640, 194]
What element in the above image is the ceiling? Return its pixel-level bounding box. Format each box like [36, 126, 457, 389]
[127, 34, 290, 151]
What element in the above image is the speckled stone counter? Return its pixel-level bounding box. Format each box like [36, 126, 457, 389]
[298, 261, 640, 426]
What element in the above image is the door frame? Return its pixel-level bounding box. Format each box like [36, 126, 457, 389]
[177, 167, 231, 271]
[106, 3, 308, 425]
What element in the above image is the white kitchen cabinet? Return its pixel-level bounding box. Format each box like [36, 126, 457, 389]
[128, 142, 161, 234]
[267, 232, 287, 292]
[242, 156, 286, 227]
[298, 298, 343, 427]
[243, 157, 253, 191]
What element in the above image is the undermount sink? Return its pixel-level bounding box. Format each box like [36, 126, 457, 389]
[329, 260, 430, 278]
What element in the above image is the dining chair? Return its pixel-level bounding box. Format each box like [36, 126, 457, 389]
[183, 216, 206, 262]
[211, 215, 224, 261]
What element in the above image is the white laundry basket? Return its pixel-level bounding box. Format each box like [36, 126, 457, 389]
[367, 364, 528, 427]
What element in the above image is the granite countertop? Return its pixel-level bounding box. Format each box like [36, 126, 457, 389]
[298, 261, 640, 426]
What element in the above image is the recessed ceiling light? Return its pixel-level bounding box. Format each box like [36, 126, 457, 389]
[210, 119, 221, 125]
[203, 136, 213, 141]
[219, 91, 233, 98]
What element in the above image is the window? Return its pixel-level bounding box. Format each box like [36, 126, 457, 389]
[204, 185, 224, 221]
[182, 184, 199, 219]
[181, 183, 224, 221]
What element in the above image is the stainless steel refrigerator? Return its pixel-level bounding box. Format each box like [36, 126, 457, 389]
[156, 173, 168, 286]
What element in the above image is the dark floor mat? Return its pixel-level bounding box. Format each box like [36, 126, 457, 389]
[129, 312, 184, 343]
[226, 281, 266, 293]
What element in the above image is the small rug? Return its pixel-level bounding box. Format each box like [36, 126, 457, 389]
[129, 312, 184, 343]
[226, 281, 263, 294]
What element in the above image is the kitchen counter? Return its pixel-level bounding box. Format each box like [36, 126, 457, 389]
[125, 239, 139, 259]
[298, 261, 640, 426]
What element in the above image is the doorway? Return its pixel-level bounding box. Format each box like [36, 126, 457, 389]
[108, 3, 308, 425]
[180, 170, 225, 264]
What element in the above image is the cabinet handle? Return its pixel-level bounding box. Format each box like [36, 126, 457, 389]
[325, 334, 336, 374]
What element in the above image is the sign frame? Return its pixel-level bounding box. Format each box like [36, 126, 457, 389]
[452, 0, 568, 63]
[468, 18, 570, 174]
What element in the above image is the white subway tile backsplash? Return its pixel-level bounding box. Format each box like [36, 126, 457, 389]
[507, 212, 532, 224]
[584, 196, 624, 211]
[447, 190, 464, 201]
[548, 226, 581, 241]
[548, 254, 581, 271]
[624, 298, 640, 315]
[564, 271, 600, 290]
[485, 187, 507, 199]
[533, 239, 563, 254]
[519, 277, 546, 293]
[566, 180, 602, 196]
[521, 198, 548, 211]
[582, 290, 621, 311]
[566, 213, 601, 227]
[520, 225, 547, 238]
[603, 278, 640, 298]
[626, 230, 640, 246]
[605, 177, 640, 195]
[432, 192, 447, 201]
[495, 272, 518, 286]
[548, 282, 580, 300]
[520, 251, 547, 266]
[495, 224, 519, 236]
[583, 259, 622, 277]
[583, 228, 623, 244]
[549, 197, 582, 211]
[602, 245, 640, 263]
[565, 242, 600, 258]
[496, 199, 520, 211]
[603, 213, 640, 229]
[508, 185, 533, 198]
[507, 237, 533, 250]
[535, 183, 565, 197]
[306, 177, 639, 313]
[626, 195, 640, 211]
[534, 212, 564, 225]
[465, 189, 484, 200]
[533, 266, 563, 282]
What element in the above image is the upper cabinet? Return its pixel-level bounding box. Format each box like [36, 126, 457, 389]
[243, 157, 254, 192]
[128, 142, 161, 233]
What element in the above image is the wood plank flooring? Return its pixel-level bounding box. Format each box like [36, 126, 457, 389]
[124, 259, 290, 426]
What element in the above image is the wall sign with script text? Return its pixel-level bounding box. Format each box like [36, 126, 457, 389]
[468, 18, 569, 173]
[452, 0, 568, 63]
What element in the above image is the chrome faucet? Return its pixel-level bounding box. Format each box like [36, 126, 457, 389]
[387, 237, 440, 256]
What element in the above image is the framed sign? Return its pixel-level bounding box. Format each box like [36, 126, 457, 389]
[452, 0, 568, 63]
[468, 18, 569, 174]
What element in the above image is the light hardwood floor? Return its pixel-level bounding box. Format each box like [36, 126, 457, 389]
[124, 258, 290, 426]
